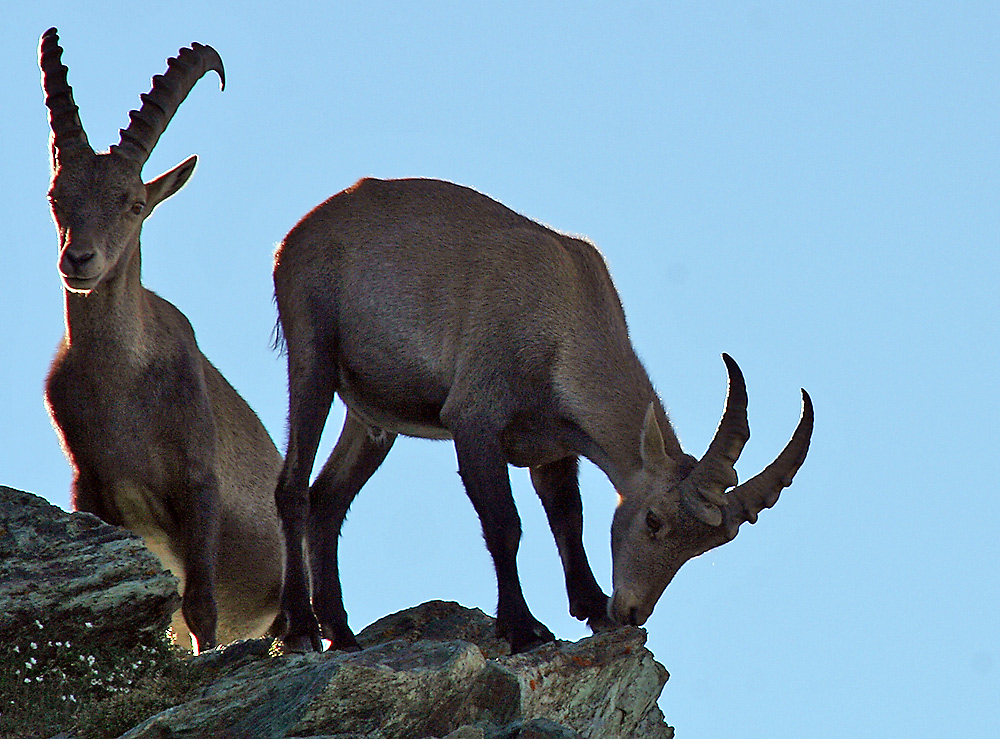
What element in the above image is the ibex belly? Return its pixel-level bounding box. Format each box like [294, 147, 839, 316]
[337, 383, 453, 440]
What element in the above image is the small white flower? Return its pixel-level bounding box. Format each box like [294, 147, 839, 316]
[29, 642, 37, 650]
[34, 620, 43, 629]
[12, 645, 18, 653]
[85, 622, 93, 628]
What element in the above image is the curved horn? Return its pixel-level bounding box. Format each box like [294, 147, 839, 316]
[39, 28, 92, 158]
[112, 41, 225, 165]
[720, 388, 814, 540]
[679, 353, 751, 525]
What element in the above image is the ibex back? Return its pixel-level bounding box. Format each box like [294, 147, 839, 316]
[273, 177, 813, 653]
[40, 28, 283, 652]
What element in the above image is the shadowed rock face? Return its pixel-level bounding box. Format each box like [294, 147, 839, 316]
[1, 487, 673, 738]
[121, 602, 673, 739]
[0, 486, 179, 648]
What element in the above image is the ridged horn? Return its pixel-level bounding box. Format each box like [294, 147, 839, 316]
[720, 388, 814, 540]
[679, 353, 751, 525]
[112, 41, 225, 165]
[39, 27, 92, 158]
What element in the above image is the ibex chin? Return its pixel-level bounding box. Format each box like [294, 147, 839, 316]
[272, 177, 813, 654]
[39, 28, 283, 652]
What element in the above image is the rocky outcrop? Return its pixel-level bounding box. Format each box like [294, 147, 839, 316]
[0, 485, 179, 648]
[0, 487, 673, 739]
[121, 602, 671, 739]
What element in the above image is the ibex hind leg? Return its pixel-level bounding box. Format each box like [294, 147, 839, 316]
[308, 411, 396, 651]
[451, 420, 555, 654]
[530, 457, 614, 632]
[274, 345, 338, 653]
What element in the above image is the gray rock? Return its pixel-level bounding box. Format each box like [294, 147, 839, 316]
[119, 649, 339, 739]
[0, 486, 179, 648]
[495, 718, 585, 738]
[117, 602, 671, 739]
[356, 599, 511, 659]
[506, 626, 669, 739]
[0, 488, 673, 739]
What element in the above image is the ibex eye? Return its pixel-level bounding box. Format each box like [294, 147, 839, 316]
[131, 202, 145, 215]
[645, 511, 662, 534]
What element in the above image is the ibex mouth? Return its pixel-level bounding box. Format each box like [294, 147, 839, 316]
[608, 590, 652, 627]
[61, 274, 100, 292]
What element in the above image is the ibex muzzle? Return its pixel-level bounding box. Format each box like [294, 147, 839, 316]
[272, 176, 813, 654]
[40, 28, 282, 653]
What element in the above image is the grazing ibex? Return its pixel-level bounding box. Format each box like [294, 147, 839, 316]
[39, 28, 283, 652]
[272, 177, 813, 654]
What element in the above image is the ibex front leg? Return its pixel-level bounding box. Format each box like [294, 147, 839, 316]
[530, 457, 614, 632]
[179, 470, 221, 653]
[452, 421, 554, 653]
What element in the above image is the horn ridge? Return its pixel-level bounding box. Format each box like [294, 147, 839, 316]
[111, 41, 225, 165]
[678, 354, 752, 525]
[721, 388, 814, 539]
[39, 27, 92, 157]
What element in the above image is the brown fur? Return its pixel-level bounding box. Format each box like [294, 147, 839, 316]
[272, 176, 812, 654]
[40, 28, 283, 652]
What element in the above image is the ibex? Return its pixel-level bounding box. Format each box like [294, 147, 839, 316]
[39, 28, 283, 652]
[272, 177, 813, 654]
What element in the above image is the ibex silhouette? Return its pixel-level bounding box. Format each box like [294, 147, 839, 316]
[40, 28, 283, 652]
[270, 178, 812, 654]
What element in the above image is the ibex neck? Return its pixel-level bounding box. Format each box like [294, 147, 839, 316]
[590, 397, 680, 488]
[63, 242, 149, 356]
[560, 364, 684, 491]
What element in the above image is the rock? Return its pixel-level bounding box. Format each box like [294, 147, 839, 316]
[357, 598, 511, 659]
[0, 486, 179, 648]
[505, 626, 670, 739]
[0, 487, 674, 739]
[120, 601, 672, 739]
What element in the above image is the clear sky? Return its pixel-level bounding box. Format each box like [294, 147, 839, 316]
[2, 2, 998, 736]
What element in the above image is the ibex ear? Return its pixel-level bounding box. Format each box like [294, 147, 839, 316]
[145, 155, 198, 211]
[639, 403, 671, 471]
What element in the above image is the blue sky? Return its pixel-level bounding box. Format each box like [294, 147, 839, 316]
[2, 2, 998, 736]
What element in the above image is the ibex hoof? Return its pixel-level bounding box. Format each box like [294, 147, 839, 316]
[586, 612, 618, 633]
[503, 620, 556, 654]
[323, 629, 361, 653]
[281, 632, 324, 654]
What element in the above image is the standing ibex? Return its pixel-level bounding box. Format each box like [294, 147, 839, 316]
[272, 177, 813, 654]
[39, 28, 283, 652]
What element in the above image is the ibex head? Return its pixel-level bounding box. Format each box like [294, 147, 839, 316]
[39, 28, 224, 292]
[609, 354, 813, 626]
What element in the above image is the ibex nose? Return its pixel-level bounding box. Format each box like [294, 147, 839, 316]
[609, 590, 643, 627]
[59, 248, 103, 289]
[64, 250, 95, 270]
